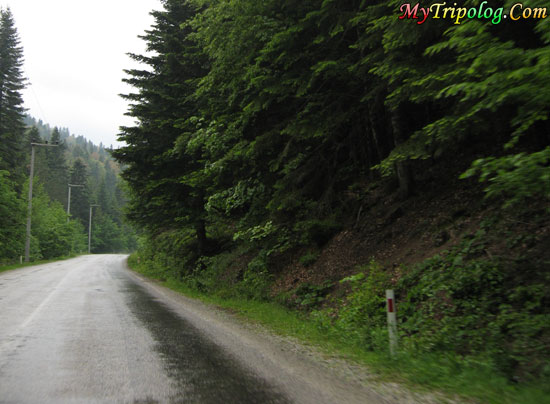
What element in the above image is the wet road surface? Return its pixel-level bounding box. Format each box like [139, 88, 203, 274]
[0, 255, 289, 403]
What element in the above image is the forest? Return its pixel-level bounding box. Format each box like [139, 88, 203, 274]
[115, 0, 550, 397]
[1, 0, 549, 401]
[0, 8, 135, 263]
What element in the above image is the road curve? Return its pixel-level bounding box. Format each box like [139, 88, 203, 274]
[0, 255, 419, 404]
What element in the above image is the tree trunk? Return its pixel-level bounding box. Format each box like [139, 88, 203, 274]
[195, 219, 208, 256]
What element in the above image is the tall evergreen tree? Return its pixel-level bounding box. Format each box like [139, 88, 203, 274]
[43, 127, 68, 206]
[0, 8, 26, 183]
[68, 158, 90, 226]
[26, 126, 48, 181]
[116, 0, 549, 277]
[113, 0, 209, 254]
[27, 125, 41, 143]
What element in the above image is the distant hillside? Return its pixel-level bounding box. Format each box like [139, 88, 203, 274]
[23, 115, 136, 255]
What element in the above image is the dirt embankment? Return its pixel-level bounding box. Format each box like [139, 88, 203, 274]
[271, 149, 549, 297]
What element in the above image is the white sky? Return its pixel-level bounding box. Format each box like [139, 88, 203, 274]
[0, 0, 161, 147]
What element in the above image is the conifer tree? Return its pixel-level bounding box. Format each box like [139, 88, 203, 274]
[25, 126, 48, 181]
[68, 158, 90, 226]
[113, 0, 209, 254]
[0, 7, 26, 183]
[40, 127, 68, 206]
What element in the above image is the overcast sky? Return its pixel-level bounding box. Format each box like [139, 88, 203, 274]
[0, 0, 161, 147]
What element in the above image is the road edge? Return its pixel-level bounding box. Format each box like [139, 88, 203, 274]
[123, 257, 456, 404]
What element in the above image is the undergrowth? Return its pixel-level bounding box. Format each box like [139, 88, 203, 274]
[128, 237, 550, 404]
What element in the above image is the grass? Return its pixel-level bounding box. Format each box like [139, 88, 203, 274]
[127, 255, 550, 404]
[0, 253, 83, 274]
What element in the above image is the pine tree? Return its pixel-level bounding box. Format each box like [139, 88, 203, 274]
[68, 158, 89, 226]
[113, 0, 209, 254]
[43, 127, 68, 206]
[25, 126, 48, 181]
[192, 0, 374, 244]
[0, 8, 26, 183]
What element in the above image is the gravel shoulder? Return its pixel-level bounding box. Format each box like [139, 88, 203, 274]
[126, 263, 460, 404]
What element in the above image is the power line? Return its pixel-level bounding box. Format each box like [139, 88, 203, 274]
[28, 81, 49, 124]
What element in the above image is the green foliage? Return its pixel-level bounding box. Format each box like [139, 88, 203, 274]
[298, 251, 320, 267]
[233, 221, 276, 243]
[128, 252, 550, 404]
[293, 218, 342, 247]
[113, 0, 209, 253]
[0, 120, 135, 263]
[0, 170, 25, 262]
[189, 250, 273, 301]
[238, 253, 273, 301]
[117, 0, 549, 284]
[397, 234, 550, 381]
[461, 148, 550, 209]
[91, 214, 127, 253]
[25, 122, 136, 257]
[0, 8, 26, 183]
[136, 230, 199, 279]
[115, 0, 550, 390]
[67, 158, 90, 226]
[279, 281, 333, 310]
[41, 128, 68, 205]
[0, 10, 134, 263]
[315, 260, 391, 350]
[28, 181, 76, 260]
[69, 219, 88, 254]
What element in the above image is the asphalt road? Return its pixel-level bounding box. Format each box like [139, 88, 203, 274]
[0, 255, 431, 404]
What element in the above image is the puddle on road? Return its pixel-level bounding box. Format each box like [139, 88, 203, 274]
[121, 277, 290, 404]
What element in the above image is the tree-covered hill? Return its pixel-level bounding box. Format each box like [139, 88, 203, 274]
[115, 0, 549, 397]
[1, 5, 136, 262]
[22, 115, 137, 257]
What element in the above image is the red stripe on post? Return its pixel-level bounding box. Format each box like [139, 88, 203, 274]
[387, 298, 394, 313]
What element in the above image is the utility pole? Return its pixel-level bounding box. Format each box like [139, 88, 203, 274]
[25, 142, 58, 262]
[67, 184, 85, 222]
[88, 204, 100, 254]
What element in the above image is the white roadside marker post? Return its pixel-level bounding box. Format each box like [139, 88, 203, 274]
[386, 289, 398, 356]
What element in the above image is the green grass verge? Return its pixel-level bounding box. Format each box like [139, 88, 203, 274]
[0, 253, 84, 274]
[127, 254, 550, 404]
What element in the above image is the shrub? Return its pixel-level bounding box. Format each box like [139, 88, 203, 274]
[397, 236, 550, 381]
[299, 251, 320, 267]
[237, 252, 272, 301]
[461, 147, 550, 209]
[313, 260, 391, 350]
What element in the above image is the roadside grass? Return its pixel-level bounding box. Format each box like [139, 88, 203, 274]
[0, 253, 84, 274]
[127, 255, 550, 404]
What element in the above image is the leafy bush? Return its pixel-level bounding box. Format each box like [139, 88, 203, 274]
[313, 260, 391, 350]
[293, 218, 342, 247]
[185, 250, 244, 296]
[237, 253, 272, 301]
[0, 172, 25, 262]
[280, 281, 333, 309]
[30, 182, 76, 259]
[461, 148, 550, 209]
[397, 236, 550, 381]
[299, 251, 320, 267]
[334, 261, 391, 348]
